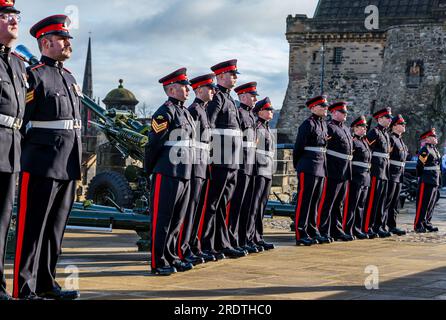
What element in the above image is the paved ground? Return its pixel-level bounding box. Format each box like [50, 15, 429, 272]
[4, 198, 446, 300]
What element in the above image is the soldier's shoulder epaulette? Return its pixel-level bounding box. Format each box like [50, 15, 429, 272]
[187, 102, 198, 110]
[30, 63, 45, 71]
[11, 52, 25, 61]
[163, 100, 174, 108]
[63, 67, 72, 74]
[160, 101, 176, 117]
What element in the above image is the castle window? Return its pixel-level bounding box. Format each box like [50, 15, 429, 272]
[333, 47, 343, 64]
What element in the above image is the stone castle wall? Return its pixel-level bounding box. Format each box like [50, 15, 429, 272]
[377, 24, 446, 152]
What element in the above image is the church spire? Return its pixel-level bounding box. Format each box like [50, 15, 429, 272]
[82, 35, 93, 98]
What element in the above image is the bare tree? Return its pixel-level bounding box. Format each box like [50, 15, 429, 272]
[136, 102, 152, 119]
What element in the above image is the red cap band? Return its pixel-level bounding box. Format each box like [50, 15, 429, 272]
[374, 111, 390, 119]
[162, 74, 188, 86]
[330, 105, 347, 113]
[191, 79, 213, 90]
[0, 0, 14, 7]
[308, 99, 327, 109]
[354, 119, 366, 126]
[261, 103, 272, 110]
[36, 23, 69, 39]
[421, 131, 436, 140]
[214, 65, 237, 75]
[236, 87, 256, 95]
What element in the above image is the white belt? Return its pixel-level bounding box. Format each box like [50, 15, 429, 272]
[256, 149, 274, 158]
[424, 166, 441, 171]
[242, 141, 256, 148]
[30, 119, 81, 130]
[194, 141, 210, 151]
[0, 114, 23, 129]
[211, 128, 243, 137]
[372, 152, 390, 159]
[164, 140, 193, 147]
[304, 147, 327, 153]
[327, 149, 353, 161]
[352, 161, 371, 169]
[390, 160, 406, 167]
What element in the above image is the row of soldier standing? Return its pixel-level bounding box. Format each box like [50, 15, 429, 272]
[293, 95, 441, 246]
[145, 60, 276, 276]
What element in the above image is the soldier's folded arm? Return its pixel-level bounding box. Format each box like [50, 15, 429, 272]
[293, 121, 310, 168]
[206, 92, 222, 128]
[144, 108, 173, 176]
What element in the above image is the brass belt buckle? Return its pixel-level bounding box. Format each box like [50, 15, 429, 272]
[73, 119, 82, 129]
[12, 118, 23, 130]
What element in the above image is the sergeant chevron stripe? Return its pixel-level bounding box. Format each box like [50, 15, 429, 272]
[25, 90, 34, 104]
[151, 119, 168, 133]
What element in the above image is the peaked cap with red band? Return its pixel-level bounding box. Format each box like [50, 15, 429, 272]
[0, 0, 19, 13]
[373, 107, 392, 119]
[189, 73, 217, 90]
[30, 15, 73, 39]
[305, 95, 329, 109]
[158, 67, 190, 86]
[234, 82, 259, 96]
[351, 115, 367, 128]
[329, 101, 348, 114]
[390, 114, 406, 127]
[420, 128, 437, 140]
[211, 59, 240, 76]
[253, 97, 273, 114]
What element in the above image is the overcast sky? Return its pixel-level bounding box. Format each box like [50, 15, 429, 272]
[16, 0, 318, 114]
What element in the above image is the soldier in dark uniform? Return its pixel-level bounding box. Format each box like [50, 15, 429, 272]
[177, 73, 217, 264]
[293, 95, 328, 246]
[145, 68, 195, 275]
[227, 82, 259, 254]
[414, 129, 441, 233]
[385, 115, 408, 236]
[14, 15, 81, 300]
[247, 97, 276, 250]
[317, 101, 353, 242]
[0, 0, 26, 301]
[363, 108, 392, 239]
[343, 116, 371, 240]
[200, 59, 247, 259]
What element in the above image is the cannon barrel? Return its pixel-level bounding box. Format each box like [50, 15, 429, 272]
[69, 202, 150, 232]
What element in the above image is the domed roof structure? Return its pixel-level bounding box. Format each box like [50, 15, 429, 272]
[102, 79, 139, 111]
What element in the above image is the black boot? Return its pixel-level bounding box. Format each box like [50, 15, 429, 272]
[151, 265, 177, 276]
[296, 238, 313, 246]
[38, 287, 80, 300]
[389, 227, 407, 236]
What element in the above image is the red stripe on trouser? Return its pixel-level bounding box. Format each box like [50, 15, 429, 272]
[197, 179, 211, 241]
[225, 202, 231, 227]
[342, 182, 350, 231]
[364, 177, 377, 233]
[294, 173, 305, 240]
[317, 178, 328, 228]
[151, 174, 162, 269]
[414, 182, 425, 229]
[177, 222, 185, 260]
[13, 172, 30, 298]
